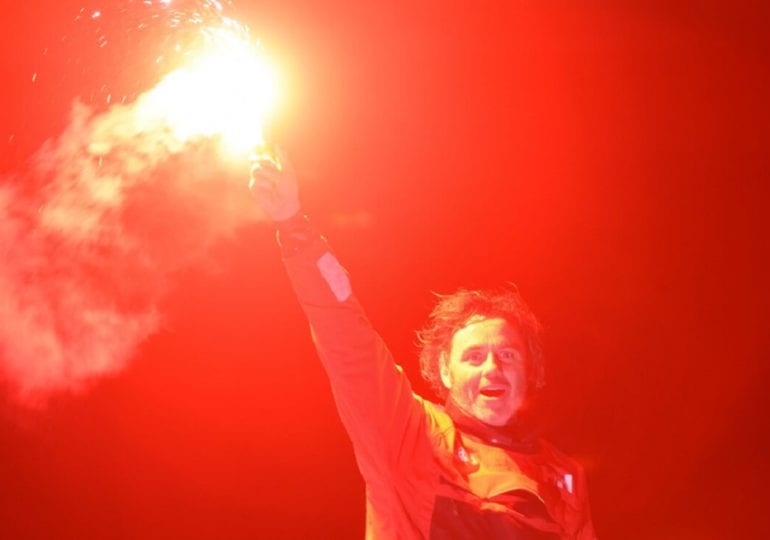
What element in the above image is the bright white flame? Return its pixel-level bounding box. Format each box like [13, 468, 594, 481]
[136, 26, 279, 156]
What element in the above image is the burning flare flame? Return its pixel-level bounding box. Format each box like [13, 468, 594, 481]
[137, 21, 279, 157]
[0, 2, 281, 406]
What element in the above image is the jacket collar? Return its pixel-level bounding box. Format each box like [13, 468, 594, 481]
[445, 399, 540, 453]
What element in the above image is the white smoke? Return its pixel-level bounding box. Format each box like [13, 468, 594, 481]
[0, 97, 259, 407]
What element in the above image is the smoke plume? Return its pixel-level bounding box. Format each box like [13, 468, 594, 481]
[0, 97, 259, 407]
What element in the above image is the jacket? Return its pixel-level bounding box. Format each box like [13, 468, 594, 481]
[278, 215, 596, 539]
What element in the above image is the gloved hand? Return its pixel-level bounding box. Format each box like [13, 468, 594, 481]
[249, 146, 301, 222]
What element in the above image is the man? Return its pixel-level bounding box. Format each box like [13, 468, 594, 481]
[250, 152, 596, 538]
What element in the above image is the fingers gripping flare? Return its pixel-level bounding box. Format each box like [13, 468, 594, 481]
[249, 146, 282, 187]
[249, 146, 301, 222]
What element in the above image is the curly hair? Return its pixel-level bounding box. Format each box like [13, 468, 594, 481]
[417, 285, 545, 401]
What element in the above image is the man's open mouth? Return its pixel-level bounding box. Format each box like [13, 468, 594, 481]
[479, 388, 506, 398]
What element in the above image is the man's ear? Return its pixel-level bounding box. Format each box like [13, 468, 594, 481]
[439, 352, 452, 390]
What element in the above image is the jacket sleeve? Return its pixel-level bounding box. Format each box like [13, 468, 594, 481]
[277, 215, 429, 481]
[575, 464, 598, 540]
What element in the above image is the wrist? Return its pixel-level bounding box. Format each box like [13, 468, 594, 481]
[273, 206, 303, 225]
[275, 212, 326, 255]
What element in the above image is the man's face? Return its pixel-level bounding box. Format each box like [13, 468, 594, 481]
[440, 317, 528, 426]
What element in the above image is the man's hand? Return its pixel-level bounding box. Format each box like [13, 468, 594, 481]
[249, 146, 301, 222]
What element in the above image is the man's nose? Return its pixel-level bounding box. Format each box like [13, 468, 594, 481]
[482, 351, 503, 371]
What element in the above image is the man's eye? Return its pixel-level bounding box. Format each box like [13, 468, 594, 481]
[465, 352, 484, 364]
[499, 350, 518, 362]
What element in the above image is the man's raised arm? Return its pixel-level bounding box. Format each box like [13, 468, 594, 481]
[248, 151, 429, 476]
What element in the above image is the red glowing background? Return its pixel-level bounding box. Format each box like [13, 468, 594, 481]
[1, 1, 768, 538]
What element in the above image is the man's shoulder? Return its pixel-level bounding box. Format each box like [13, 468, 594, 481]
[536, 437, 588, 476]
[421, 398, 451, 426]
[418, 398, 459, 444]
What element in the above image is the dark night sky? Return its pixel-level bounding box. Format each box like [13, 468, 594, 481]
[1, 1, 768, 538]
